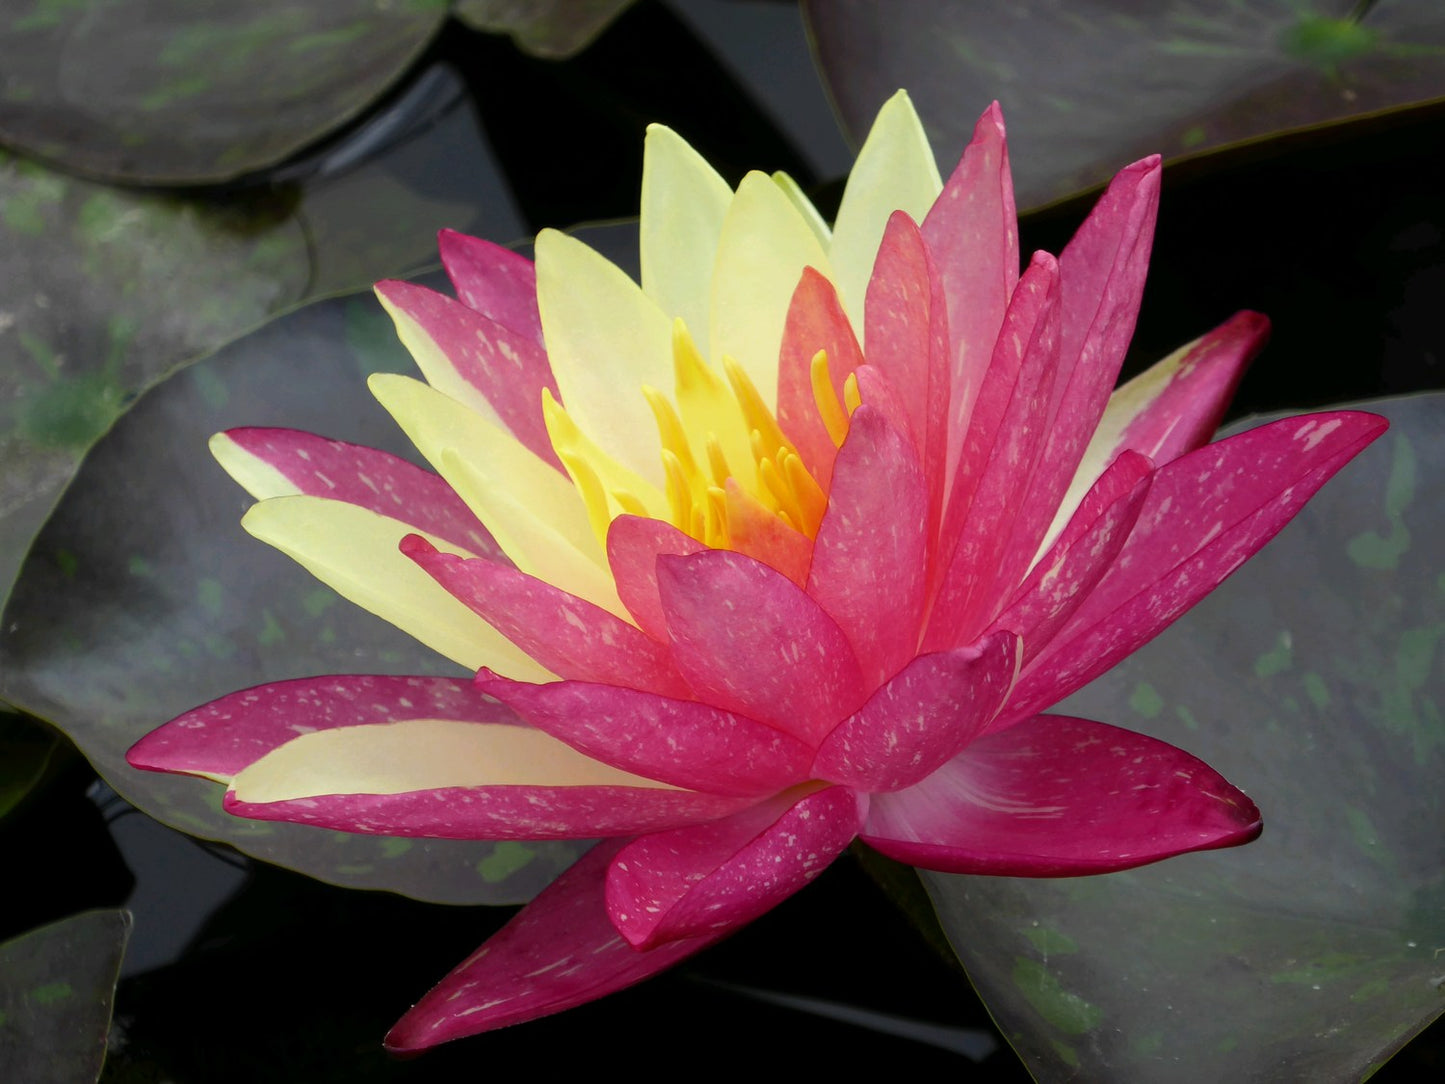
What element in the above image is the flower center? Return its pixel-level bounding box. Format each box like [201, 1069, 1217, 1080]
[542, 318, 858, 553]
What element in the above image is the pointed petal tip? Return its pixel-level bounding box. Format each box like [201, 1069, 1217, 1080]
[397, 532, 435, 559]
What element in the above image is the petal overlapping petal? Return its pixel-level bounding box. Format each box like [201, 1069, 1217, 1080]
[862, 714, 1262, 876]
[386, 840, 726, 1050]
[605, 785, 867, 949]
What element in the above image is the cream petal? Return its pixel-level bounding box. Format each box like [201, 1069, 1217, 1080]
[241, 495, 553, 679]
[829, 90, 942, 335]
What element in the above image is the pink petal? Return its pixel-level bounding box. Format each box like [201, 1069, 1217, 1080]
[220, 428, 498, 558]
[806, 405, 928, 687]
[385, 839, 727, 1050]
[812, 630, 1018, 792]
[605, 785, 867, 949]
[437, 228, 543, 345]
[924, 251, 1061, 649]
[1108, 310, 1269, 469]
[863, 211, 950, 520]
[862, 714, 1261, 876]
[1006, 411, 1389, 721]
[775, 267, 865, 492]
[1000, 156, 1162, 573]
[374, 279, 561, 467]
[127, 674, 505, 778]
[921, 103, 1019, 502]
[223, 782, 749, 840]
[657, 549, 867, 746]
[476, 674, 815, 798]
[987, 452, 1153, 668]
[605, 515, 706, 642]
[402, 535, 689, 697]
[723, 481, 813, 588]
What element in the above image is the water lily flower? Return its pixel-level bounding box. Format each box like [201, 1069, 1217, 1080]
[127, 92, 1385, 1049]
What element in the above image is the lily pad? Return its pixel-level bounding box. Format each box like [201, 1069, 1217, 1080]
[0, 280, 582, 906]
[0, 909, 130, 1084]
[0, 0, 449, 184]
[0, 66, 517, 628]
[0, 711, 60, 823]
[924, 394, 1445, 1080]
[806, 0, 1445, 208]
[454, 0, 637, 57]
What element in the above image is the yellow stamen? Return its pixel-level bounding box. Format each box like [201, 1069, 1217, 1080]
[843, 371, 862, 415]
[810, 350, 850, 448]
[783, 450, 828, 536]
[706, 434, 732, 489]
[723, 354, 792, 459]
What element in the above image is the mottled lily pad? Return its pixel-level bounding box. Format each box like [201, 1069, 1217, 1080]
[0, 280, 581, 905]
[0, 0, 449, 183]
[925, 394, 1445, 1080]
[0, 909, 130, 1083]
[806, 0, 1445, 208]
[454, 0, 637, 57]
[0, 69, 518, 630]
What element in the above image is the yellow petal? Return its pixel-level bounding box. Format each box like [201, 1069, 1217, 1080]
[710, 171, 833, 412]
[771, 170, 832, 248]
[242, 495, 553, 680]
[230, 719, 673, 803]
[535, 228, 673, 483]
[367, 372, 599, 563]
[829, 90, 942, 334]
[640, 124, 733, 340]
[441, 449, 627, 618]
[210, 432, 300, 499]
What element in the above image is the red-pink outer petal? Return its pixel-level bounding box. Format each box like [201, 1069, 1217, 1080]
[477, 674, 815, 798]
[385, 839, 727, 1050]
[605, 785, 867, 949]
[657, 549, 866, 746]
[606, 515, 706, 642]
[437, 228, 543, 345]
[812, 631, 1018, 792]
[807, 405, 927, 687]
[374, 279, 561, 468]
[403, 535, 688, 697]
[1006, 410, 1388, 720]
[862, 714, 1261, 876]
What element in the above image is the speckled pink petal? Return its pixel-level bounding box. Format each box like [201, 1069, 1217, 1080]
[987, 454, 1153, 669]
[385, 840, 726, 1050]
[657, 549, 867, 746]
[402, 534, 688, 698]
[807, 406, 927, 687]
[217, 428, 498, 557]
[863, 211, 950, 518]
[127, 674, 507, 778]
[924, 252, 1061, 650]
[921, 103, 1018, 497]
[1006, 410, 1389, 721]
[477, 673, 815, 798]
[1104, 311, 1268, 470]
[1001, 157, 1162, 575]
[775, 266, 866, 492]
[605, 785, 867, 949]
[437, 228, 543, 344]
[723, 482, 813, 588]
[605, 515, 706, 642]
[813, 630, 1018, 792]
[862, 714, 1261, 876]
[375, 279, 560, 466]
[223, 781, 750, 840]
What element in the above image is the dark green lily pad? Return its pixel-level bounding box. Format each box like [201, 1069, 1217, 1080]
[0, 909, 130, 1084]
[925, 394, 1445, 1081]
[454, 0, 637, 57]
[0, 0, 449, 184]
[0, 280, 583, 905]
[806, 0, 1445, 208]
[0, 72, 516, 631]
[0, 711, 60, 823]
